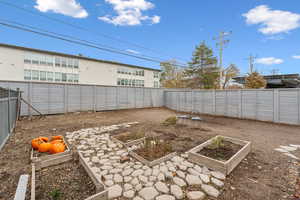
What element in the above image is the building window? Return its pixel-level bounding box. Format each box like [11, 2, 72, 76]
[61, 58, 67, 67]
[46, 56, 53, 66]
[24, 69, 31, 80]
[24, 54, 31, 64]
[32, 70, 39, 80]
[73, 74, 79, 83]
[67, 74, 73, 82]
[73, 59, 79, 69]
[55, 57, 61, 67]
[154, 72, 159, 78]
[32, 54, 39, 65]
[40, 71, 47, 81]
[47, 72, 53, 81]
[154, 81, 159, 88]
[40, 55, 47, 65]
[62, 73, 67, 82]
[67, 58, 73, 68]
[55, 72, 62, 82]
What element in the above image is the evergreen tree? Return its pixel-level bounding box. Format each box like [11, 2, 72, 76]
[184, 41, 220, 89]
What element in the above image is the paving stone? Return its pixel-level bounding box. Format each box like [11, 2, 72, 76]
[170, 185, 184, 199]
[139, 187, 159, 200]
[169, 166, 176, 172]
[131, 177, 139, 185]
[101, 165, 113, 170]
[186, 191, 206, 200]
[104, 174, 113, 180]
[114, 174, 123, 183]
[152, 169, 160, 176]
[124, 176, 133, 183]
[199, 174, 210, 184]
[133, 196, 144, 200]
[144, 168, 152, 176]
[173, 177, 187, 187]
[156, 195, 175, 200]
[139, 175, 148, 183]
[176, 171, 185, 179]
[91, 156, 100, 163]
[123, 168, 134, 176]
[211, 177, 224, 187]
[145, 182, 154, 187]
[186, 175, 202, 185]
[165, 171, 174, 179]
[124, 183, 133, 191]
[135, 184, 143, 191]
[132, 169, 144, 177]
[105, 180, 114, 187]
[211, 171, 226, 180]
[178, 165, 187, 171]
[108, 185, 123, 199]
[158, 173, 165, 181]
[172, 156, 184, 163]
[182, 161, 194, 168]
[111, 168, 122, 174]
[160, 165, 169, 173]
[124, 190, 135, 198]
[201, 184, 220, 198]
[155, 182, 169, 194]
[134, 164, 143, 169]
[194, 165, 202, 173]
[188, 168, 201, 176]
[202, 166, 211, 175]
[149, 176, 157, 182]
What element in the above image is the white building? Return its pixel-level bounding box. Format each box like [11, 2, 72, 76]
[0, 43, 161, 88]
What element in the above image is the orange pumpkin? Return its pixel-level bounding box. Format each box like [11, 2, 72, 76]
[50, 139, 63, 144]
[31, 138, 42, 150]
[51, 135, 63, 140]
[39, 137, 49, 142]
[38, 142, 52, 153]
[50, 143, 65, 154]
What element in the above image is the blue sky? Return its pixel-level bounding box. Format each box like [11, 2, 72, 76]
[0, 0, 300, 75]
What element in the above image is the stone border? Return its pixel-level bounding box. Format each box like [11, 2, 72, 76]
[111, 136, 145, 148]
[188, 135, 251, 175]
[129, 151, 177, 167]
[31, 136, 73, 170]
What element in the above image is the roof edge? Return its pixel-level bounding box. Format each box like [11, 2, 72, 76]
[0, 43, 161, 72]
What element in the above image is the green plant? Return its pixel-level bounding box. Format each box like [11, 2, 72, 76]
[162, 116, 177, 126]
[207, 136, 224, 150]
[49, 189, 61, 200]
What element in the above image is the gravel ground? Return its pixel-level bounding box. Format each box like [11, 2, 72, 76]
[0, 108, 299, 200]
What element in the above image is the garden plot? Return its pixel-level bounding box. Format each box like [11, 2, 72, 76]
[65, 123, 227, 200]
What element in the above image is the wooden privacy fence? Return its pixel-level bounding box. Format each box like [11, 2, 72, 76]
[165, 89, 300, 125]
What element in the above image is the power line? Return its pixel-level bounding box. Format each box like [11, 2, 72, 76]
[0, 21, 189, 68]
[0, 0, 189, 63]
[0, 18, 171, 64]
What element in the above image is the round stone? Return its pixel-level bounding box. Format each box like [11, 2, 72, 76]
[199, 174, 210, 184]
[211, 177, 224, 187]
[124, 190, 135, 198]
[211, 171, 226, 180]
[108, 185, 123, 199]
[201, 184, 220, 198]
[123, 168, 134, 176]
[186, 175, 202, 185]
[155, 195, 175, 200]
[114, 174, 123, 183]
[132, 169, 144, 177]
[155, 182, 169, 194]
[173, 177, 187, 187]
[170, 185, 184, 199]
[139, 187, 159, 200]
[124, 183, 133, 191]
[186, 191, 205, 200]
[105, 180, 114, 187]
[158, 173, 165, 181]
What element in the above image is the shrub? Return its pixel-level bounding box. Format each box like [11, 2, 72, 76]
[207, 136, 224, 150]
[162, 116, 177, 126]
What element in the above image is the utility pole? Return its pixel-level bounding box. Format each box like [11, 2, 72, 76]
[214, 31, 231, 89]
[247, 54, 256, 74]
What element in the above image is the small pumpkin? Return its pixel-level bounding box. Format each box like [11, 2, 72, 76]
[38, 142, 52, 153]
[50, 143, 65, 154]
[51, 135, 63, 140]
[50, 139, 63, 144]
[31, 138, 42, 150]
[39, 137, 49, 142]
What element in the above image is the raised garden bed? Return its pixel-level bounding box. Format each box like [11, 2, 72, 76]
[31, 135, 73, 170]
[129, 138, 177, 167]
[111, 131, 145, 147]
[188, 135, 251, 175]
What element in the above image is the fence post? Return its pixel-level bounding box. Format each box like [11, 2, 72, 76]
[212, 90, 216, 114]
[238, 90, 242, 119]
[93, 85, 96, 112]
[7, 88, 11, 133]
[28, 82, 32, 117]
[273, 89, 279, 123]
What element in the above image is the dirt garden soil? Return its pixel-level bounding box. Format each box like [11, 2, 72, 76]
[0, 108, 299, 200]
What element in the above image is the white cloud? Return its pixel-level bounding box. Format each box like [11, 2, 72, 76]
[98, 0, 160, 26]
[126, 49, 140, 54]
[255, 57, 284, 65]
[34, 0, 88, 18]
[292, 55, 300, 59]
[243, 5, 300, 35]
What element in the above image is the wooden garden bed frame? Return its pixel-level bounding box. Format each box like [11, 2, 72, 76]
[30, 135, 73, 170]
[129, 150, 177, 167]
[188, 135, 251, 175]
[111, 136, 145, 148]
